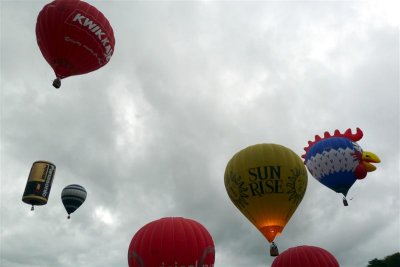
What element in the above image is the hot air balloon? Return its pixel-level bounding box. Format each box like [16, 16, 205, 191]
[36, 0, 115, 88]
[224, 144, 308, 256]
[128, 217, 215, 267]
[272, 245, 339, 267]
[61, 184, 87, 219]
[302, 128, 380, 206]
[22, 161, 56, 211]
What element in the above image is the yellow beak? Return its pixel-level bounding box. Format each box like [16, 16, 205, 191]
[362, 151, 381, 172]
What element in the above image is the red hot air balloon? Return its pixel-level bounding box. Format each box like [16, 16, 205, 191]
[128, 217, 215, 267]
[272, 245, 340, 267]
[36, 0, 115, 88]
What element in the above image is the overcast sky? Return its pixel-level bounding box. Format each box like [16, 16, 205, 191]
[1, 0, 399, 267]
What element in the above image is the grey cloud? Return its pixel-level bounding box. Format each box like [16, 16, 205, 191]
[1, 1, 399, 267]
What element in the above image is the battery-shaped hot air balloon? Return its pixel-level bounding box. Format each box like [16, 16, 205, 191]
[22, 161, 56, 211]
[224, 144, 308, 256]
[61, 184, 87, 219]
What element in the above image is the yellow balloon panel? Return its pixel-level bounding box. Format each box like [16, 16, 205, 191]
[224, 144, 307, 243]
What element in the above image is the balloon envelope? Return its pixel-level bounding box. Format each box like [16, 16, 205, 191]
[302, 128, 380, 197]
[272, 245, 339, 267]
[22, 161, 56, 210]
[224, 144, 308, 243]
[128, 217, 215, 267]
[61, 184, 87, 218]
[36, 0, 115, 81]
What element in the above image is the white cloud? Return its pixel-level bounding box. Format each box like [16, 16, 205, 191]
[93, 206, 117, 226]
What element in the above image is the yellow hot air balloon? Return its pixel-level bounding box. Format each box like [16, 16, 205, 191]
[224, 144, 307, 256]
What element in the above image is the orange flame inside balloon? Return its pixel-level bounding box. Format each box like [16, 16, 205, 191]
[260, 225, 284, 243]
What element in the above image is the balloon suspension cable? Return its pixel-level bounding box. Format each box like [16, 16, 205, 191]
[52, 78, 61, 89]
[270, 242, 279, 257]
[31, 205, 34, 211]
[343, 196, 349, 207]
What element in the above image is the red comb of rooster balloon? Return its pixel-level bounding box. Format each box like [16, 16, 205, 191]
[302, 128, 363, 159]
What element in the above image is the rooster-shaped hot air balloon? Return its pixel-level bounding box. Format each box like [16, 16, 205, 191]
[302, 128, 380, 206]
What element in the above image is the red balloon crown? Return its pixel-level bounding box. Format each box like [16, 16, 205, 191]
[301, 128, 364, 160]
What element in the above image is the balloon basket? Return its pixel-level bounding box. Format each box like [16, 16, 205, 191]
[270, 242, 279, 257]
[343, 197, 348, 206]
[53, 78, 61, 89]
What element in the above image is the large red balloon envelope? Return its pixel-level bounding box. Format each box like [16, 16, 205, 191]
[272, 245, 340, 267]
[128, 217, 215, 267]
[36, 0, 115, 88]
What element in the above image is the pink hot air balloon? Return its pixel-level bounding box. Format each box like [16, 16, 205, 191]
[272, 245, 339, 267]
[128, 217, 215, 267]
